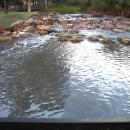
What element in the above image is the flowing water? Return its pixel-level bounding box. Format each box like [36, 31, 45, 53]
[0, 15, 130, 120]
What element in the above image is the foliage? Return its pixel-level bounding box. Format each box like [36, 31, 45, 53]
[0, 0, 130, 16]
[78, 0, 130, 16]
[51, 6, 81, 14]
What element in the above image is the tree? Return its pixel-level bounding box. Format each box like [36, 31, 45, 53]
[4, 0, 8, 14]
[28, 0, 32, 12]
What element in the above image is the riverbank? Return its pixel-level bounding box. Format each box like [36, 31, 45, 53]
[0, 11, 37, 27]
[0, 12, 130, 45]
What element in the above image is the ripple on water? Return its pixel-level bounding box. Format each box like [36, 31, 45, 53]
[0, 28, 130, 119]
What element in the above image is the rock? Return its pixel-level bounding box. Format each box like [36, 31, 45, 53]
[11, 20, 25, 27]
[80, 27, 87, 30]
[51, 25, 64, 33]
[11, 31, 20, 38]
[122, 38, 130, 45]
[68, 29, 79, 34]
[83, 20, 96, 25]
[66, 24, 73, 28]
[0, 36, 12, 42]
[23, 19, 33, 26]
[36, 25, 58, 33]
[11, 31, 17, 35]
[59, 34, 72, 42]
[70, 37, 82, 43]
[87, 36, 100, 42]
[36, 25, 51, 31]
[59, 34, 82, 43]
[7, 27, 15, 32]
[14, 27, 23, 32]
[12, 34, 20, 38]
[3, 31, 11, 36]
[18, 32, 30, 37]
[113, 28, 124, 33]
[118, 38, 130, 45]
[87, 35, 104, 42]
[22, 26, 33, 32]
[32, 20, 43, 26]
[58, 19, 68, 24]
[101, 39, 115, 45]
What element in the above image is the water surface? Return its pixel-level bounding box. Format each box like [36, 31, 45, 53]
[0, 21, 130, 120]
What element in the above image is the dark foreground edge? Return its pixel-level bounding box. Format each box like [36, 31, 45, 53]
[0, 118, 130, 130]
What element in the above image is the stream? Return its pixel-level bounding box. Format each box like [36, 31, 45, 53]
[0, 14, 130, 120]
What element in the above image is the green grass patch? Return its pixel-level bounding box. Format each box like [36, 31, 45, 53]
[51, 6, 81, 14]
[0, 11, 37, 27]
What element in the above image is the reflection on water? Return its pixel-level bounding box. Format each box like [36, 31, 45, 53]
[0, 35, 71, 118]
[0, 31, 130, 119]
[63, 40, 130, 119]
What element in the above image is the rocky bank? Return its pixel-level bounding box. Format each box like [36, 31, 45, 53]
[0, 12, 130, 45]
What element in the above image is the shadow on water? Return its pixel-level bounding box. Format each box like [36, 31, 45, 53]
[0, 36, 71, 118]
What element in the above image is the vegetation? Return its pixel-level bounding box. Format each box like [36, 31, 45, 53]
[51, 6, 81, 14]
[90, 0, 130, 16]
[0, 0, 130, 16]
[0, 11, 37, 27]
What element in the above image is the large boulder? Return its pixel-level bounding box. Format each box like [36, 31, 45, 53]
[87, 35, 104, 42]
[58, 19, 68, 24]
[101, 39, 116, 45]
[59, 34, 72, 42]
[22, 26, 33, 32]
[2, 31, 11, 36]
[118, 38, 130, 45]
[36, 25, 51, 31]
[87, 36, 100, 42]
[59, 34, 82, 43]
[12, 31, 19, 38]
[18, 32, 30, 37]
[23, 19, 33, 26]
[32, 20, 43, 26]
[70, 37, 82, 43]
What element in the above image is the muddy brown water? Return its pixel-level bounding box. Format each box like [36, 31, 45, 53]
[0, 15, 130, 120]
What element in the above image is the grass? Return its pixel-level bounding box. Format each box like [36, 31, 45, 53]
[0, 11, 37, 27]
[51, 6, 81, 14]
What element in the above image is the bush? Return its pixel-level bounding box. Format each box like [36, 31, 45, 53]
[51, 6, 81, 14]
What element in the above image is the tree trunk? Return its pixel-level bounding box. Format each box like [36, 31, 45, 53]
[14, 0, 16, 10]
[4, 0, 8, 14]
[39, 0, 45, 11]
[44, 0, 48, 10]
[28, 0, 32, 12]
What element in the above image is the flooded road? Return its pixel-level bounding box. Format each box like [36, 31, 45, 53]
[0, 15, 130, 120]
